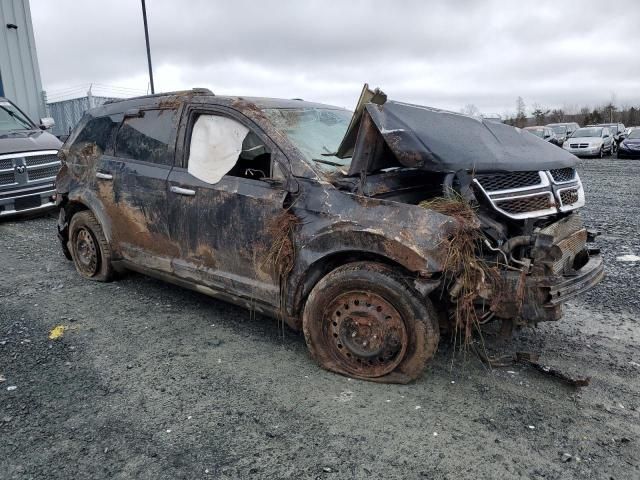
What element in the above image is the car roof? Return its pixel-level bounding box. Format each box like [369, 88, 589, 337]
[93, 89, 346, 116]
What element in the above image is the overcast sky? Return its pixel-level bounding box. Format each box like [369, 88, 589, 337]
[31, 0, 640, 116]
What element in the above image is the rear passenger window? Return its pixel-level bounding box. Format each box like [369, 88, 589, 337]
[71, 114, 123, 155]
[115, 109, 177, 165]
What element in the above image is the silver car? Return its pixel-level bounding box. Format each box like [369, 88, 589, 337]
[563, 126, 613, 158]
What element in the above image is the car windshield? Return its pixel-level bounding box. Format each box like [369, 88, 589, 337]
[571, 127, 602, 138]
[526, 128, 545, 138]
[0, 100, 35, 133]
[628, 129, 640, 139]
[550, 125, 567, 135]
[262, 107, 353, 172]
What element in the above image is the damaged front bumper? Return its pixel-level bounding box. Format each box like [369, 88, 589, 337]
[495, 250, 604, 324]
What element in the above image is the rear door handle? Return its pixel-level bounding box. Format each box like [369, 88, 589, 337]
[96, 172, 113, 180]
[170, 186, 196, 196]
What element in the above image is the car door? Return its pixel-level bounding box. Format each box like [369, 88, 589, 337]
[602, 128, 612, 150]
[105, 107, 180, 262]
[166, 105, 291, 306]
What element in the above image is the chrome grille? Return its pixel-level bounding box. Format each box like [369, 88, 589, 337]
[495, 193, 553, 215]
[27, 164, 59, 181]
[569, 143, 588, 148]
[0, 159, 13, 170]
[560, 188, 579, 206]
[0, 171, 16, 185]
[550, 168, 575, 183]
[25, 154, 59, 167]
[474, 171, 541, 191]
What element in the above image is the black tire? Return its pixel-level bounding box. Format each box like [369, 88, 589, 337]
[599, 146, 604, 159]
[68, 211, 114, 282]
[302, 262, 439, 384]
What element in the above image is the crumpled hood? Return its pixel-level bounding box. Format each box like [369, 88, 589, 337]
[0, 129, 62, 155]
[337, 87, 578, 175]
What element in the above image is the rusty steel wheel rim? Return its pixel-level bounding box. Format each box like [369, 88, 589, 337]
[75, 227, 98, 276]
[322, 291, 408, 377]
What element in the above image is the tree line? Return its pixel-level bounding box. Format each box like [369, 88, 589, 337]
[503, 96, 640, 128]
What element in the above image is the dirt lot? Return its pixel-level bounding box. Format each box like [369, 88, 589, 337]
[1, 158, 639, 480]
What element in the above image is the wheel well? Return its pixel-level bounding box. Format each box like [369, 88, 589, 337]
[292, 251, 417, 319]
[59, 200, 89, 240]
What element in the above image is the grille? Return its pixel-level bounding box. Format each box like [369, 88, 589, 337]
[25, 154, 59, 167]
[560, 188, 579, 206]
[0, 171, 16, 185]
[475, 171, 541, 192]
[495, 194, 552, 215]
[569, 143, 588, 148]
[27, 165, 59, 181]
[550, 168, 575, 183]
[0, 159, 13, 170]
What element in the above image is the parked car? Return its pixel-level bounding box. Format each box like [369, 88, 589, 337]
[563, 126, 613, 158]
[0, 97, 62, 217]
[589, 123, 625, 152]
[547, 122, 580, 137]
[616, 128, 640, 159]
[55, 87, 603, 383]
[624, 126, 638, 136]
[545, 124, 569, 145]
[523, 126, 562, 146]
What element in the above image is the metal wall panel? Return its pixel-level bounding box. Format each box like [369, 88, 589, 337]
[47, 96, 119, 137]
[0, 0, 46, 121]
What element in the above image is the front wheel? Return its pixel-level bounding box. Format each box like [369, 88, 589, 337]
[302, 262, 440, 383]
[599, 146, 604, 158]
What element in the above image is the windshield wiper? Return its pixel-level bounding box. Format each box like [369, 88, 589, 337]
[312, 158, 343, 167]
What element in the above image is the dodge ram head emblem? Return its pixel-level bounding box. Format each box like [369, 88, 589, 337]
[15, 165, 26, 174]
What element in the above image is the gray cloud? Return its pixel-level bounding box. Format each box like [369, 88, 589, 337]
[31, 0, 640, 114]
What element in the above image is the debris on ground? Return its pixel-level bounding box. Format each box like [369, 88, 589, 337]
[0, 374, 5, 383]
[616, 254, 640, 262]
[475, 347, 591, 387]
[48, 325, 66, 340]
[6, 385, 17, 391]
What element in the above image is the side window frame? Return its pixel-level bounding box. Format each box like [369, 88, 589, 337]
[67, 113, 124, 158]
[175, 104, 290, 184]
[113, 106, 182, 167]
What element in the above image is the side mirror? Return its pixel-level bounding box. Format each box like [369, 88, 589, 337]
[603, 134, 610, 138]
[39, 117, 55, 130]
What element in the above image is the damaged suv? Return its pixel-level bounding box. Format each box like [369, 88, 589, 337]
[55, 86, 603, 383]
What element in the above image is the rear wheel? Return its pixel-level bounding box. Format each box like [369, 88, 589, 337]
[302, 262, 439, 383]
[69, 211, 114, 281]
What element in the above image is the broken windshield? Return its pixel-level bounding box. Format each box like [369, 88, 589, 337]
[262, 107, 353, 173]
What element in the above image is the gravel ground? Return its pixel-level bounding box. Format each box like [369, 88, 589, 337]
[1, 158, 639, 480]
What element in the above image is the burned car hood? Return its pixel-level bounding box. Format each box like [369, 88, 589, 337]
[0, 129, 62, 155]
[337, 88, 578, 175]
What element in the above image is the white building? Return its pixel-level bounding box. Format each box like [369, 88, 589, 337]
[0, 0, 46, 121]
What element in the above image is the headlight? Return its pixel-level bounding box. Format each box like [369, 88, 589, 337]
[590, 141, 602, 148]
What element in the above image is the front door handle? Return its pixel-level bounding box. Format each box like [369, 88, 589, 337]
[170, 186, 196, 196]
[96, 172, 113, 180]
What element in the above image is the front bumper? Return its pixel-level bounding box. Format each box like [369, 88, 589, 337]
[0, 183, 57, 217]
[495, 249, 604, 324]
[564, 146, 601, 157]
[617, 148, 640, 159]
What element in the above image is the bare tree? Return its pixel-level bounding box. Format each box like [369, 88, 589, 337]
[549, 108, 565, 123]
[460, 104, 480, 117]
[515, 96, 527, 128]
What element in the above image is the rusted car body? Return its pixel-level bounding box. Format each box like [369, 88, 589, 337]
[55, 86, 603, 383]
